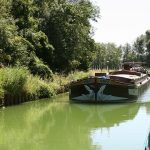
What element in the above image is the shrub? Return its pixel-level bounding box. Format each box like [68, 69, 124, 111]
[1, 67, 29, 95]
[0, 67, 55, 103]
[38, 81, 55, 98]
[29, 56, 53, 79]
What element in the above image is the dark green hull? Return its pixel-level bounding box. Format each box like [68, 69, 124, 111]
[69, 75, 150, 103]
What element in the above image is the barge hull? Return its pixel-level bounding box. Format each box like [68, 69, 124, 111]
[70, 76, 150, 103]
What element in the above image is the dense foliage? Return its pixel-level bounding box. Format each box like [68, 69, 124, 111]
[0, 67, 93, 105]
[120, 30, 150, 66]
[0, 0, 99, 75]
[92, 29, 150, 69]
[92, 43, 122, 70]
[1, 0, 150, 74]
[2, 0, 150, 106]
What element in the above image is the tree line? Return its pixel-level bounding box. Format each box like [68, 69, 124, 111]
[92, 43, 122, 70]
[93, 30, 150, 70]
[0, 0, 99, 77]
[1, 0, 150, 78]
[121, 30, 150, 66]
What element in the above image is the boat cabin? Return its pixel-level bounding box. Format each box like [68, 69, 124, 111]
[122, 62, 148, 74]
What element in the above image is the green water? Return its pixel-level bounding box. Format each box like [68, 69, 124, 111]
[1, 88, 150, 150]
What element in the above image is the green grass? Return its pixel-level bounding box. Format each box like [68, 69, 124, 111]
[0, 67, 47, 104]
[0, 67, 95, 106]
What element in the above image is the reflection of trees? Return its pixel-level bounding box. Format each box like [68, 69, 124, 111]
[0, 100, 93, 150]
[0, 98, 145, 150]
[69, 103, 140, 128]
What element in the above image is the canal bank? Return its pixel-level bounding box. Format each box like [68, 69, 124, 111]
[0, 67, 150, 107]
[0, 67, 92, 107]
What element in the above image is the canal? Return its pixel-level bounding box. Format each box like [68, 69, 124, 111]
[0, 86, 150, 150]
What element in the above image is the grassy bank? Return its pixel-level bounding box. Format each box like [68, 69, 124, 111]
[3, 67, 147, 106]
[0, 67, 94, 106]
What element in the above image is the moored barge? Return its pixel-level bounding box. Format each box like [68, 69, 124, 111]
[69, 62, 150, 103]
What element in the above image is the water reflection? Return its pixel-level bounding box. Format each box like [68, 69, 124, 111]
[0, 93, 150, 150]
[138, 83, 150, 103]
[90, 104, 150, 150]
[74, 103, 140, 127]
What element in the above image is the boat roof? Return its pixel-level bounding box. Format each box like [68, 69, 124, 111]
[122, 62, 146, 67]
[110, 74, 140, 80]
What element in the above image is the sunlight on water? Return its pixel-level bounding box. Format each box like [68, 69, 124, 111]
[137, 84, 150, 103]
[90, 105, 150, 150]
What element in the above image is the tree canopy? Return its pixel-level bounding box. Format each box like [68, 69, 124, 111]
[1, 0, 150, 76]
[92, 43, 122, 70]
[121, 30, 150, 66]
[0, 0, 100, 75]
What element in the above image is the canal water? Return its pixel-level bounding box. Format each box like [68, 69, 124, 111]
[1, 86, 150, 150]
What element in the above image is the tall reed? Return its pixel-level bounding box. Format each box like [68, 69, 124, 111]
[0, 67, 94, 106]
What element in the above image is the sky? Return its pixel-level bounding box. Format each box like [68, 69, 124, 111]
[91, 0, 150, 46]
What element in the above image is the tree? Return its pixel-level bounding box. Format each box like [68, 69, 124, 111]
[145, 30, 150, 66]
[132, 30, 150, 66]
[92, 43, 122, 70]
[0, 0, 33, 66]
[1, 0, 100, 75]
[105, 43, 122, 69]
[41, 0, 99, 72]
[133, 35, 146, 62]
[92, 43, 107, 70]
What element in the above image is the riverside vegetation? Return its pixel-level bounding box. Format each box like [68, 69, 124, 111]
[0, 67, 95, 106]
[1, 0, 150, 106]
[0, 0, 100, 106]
